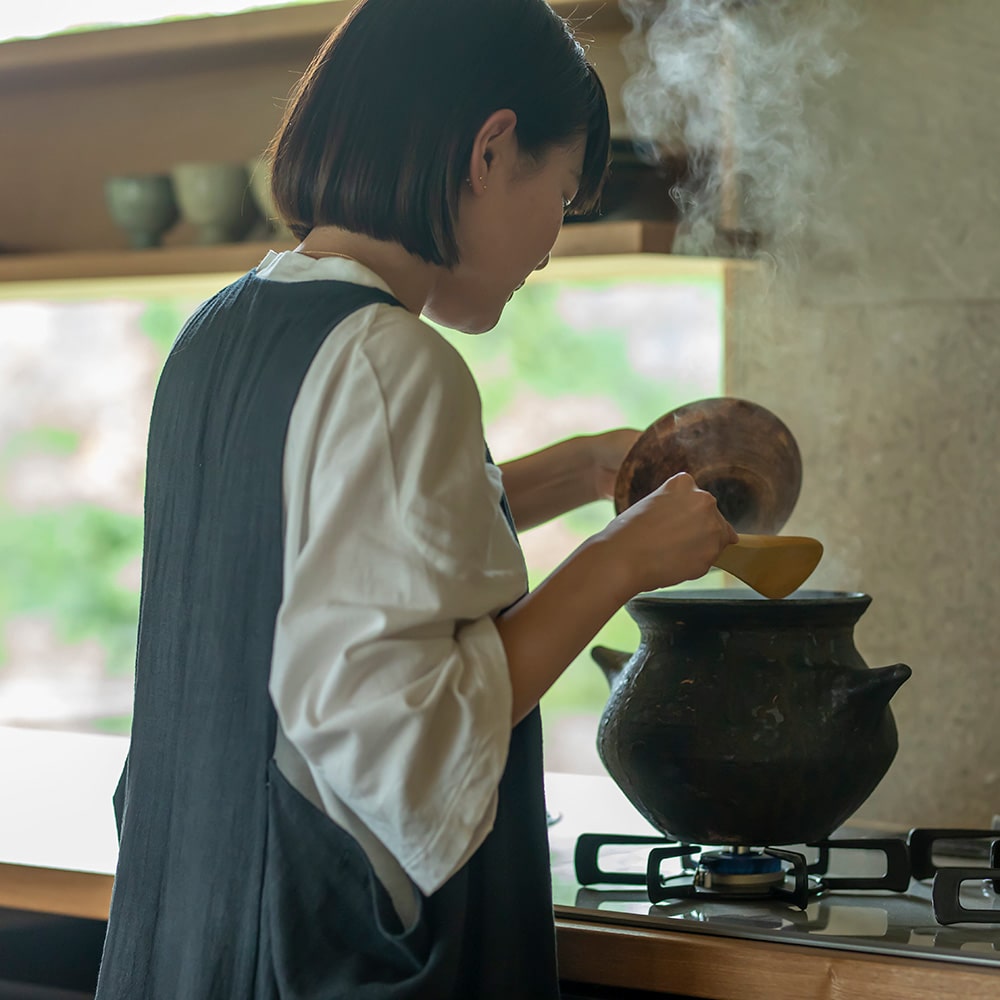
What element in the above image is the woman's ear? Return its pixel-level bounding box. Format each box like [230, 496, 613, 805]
[467, 109, 518, 194]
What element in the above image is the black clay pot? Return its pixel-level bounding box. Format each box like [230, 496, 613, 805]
[592, 590, 911, 847]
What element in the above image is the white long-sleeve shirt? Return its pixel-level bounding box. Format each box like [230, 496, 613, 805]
[257, 251, 526, 927]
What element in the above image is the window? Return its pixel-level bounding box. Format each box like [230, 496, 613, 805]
[0, 295, 192, 734]
[0, 267, 723, 776]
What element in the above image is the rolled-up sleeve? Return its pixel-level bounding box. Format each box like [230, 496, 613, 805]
[271, 303, 527, 895]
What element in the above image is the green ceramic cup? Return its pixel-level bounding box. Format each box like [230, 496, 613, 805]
[104, 174, 179, 249]
[171, 161, 256, 245]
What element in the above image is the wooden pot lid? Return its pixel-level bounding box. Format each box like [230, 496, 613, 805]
[613, 397, 802, 534]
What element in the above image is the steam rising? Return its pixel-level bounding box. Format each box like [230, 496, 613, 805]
[618, 0, 860, 265]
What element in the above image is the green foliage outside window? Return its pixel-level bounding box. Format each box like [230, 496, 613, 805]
[0, 273, 721, 743]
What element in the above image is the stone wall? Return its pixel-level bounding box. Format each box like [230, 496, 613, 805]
[726, 0, 1000, 826]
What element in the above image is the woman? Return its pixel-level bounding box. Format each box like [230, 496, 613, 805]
[96, 1, 735, 997]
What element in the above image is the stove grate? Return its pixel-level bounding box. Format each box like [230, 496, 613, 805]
[573, 827, 1000, 923]
[907, 828, 1000, 924]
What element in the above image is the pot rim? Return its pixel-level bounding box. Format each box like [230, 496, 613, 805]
[633, 588, 868, 605]
[628, 589, 874, 627]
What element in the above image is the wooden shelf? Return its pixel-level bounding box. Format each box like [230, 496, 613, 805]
[555, 220, 676, 258]
[0, 240, 294, 286]
[0, 2, 638, 264]
[0, 221, 697, 296]
[0, 1, 627, 84]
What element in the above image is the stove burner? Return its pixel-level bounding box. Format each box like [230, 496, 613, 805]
[646, 843, 823, 908]
[694, 847, 785, 892]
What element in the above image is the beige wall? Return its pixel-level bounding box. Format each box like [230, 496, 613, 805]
[726, 0, 1000, 826]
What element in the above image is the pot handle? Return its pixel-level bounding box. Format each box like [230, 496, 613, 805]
[590, 645, 632, 691]
[838, 662, 912, 714]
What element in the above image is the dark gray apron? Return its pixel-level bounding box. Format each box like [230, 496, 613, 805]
[95, 272, 558, 999]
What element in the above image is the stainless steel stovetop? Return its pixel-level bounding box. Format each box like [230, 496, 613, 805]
[545, 772, 1000, 970]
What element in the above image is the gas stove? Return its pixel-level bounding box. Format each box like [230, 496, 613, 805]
[546, 772, 1000, 970]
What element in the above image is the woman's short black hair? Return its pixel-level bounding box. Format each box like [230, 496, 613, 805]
[269, 0, 610, 267]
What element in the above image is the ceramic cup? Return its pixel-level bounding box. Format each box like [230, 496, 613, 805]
[170, 161, 256, 245]
[104, 174, 179, 249]
[246, 154, 293, 239]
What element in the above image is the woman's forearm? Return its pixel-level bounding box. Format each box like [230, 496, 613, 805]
[499, 437, 595, 531]
[495, 471, 739, 726]
[495, 533, 633, 725]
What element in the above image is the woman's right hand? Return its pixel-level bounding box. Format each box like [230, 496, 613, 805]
[600, 472, 738, 596]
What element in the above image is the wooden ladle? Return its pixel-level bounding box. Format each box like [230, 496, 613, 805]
[713, 534, 824, 600]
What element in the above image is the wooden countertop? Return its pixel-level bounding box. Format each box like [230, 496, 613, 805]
[0, 727, 123, 920]
[1, 728, 997, 998]
[555, 917, 1000, 999]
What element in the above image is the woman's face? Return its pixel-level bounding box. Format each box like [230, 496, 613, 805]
[424, 134, 586, 334]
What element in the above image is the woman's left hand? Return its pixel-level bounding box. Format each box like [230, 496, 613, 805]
[499, 428, 641, 531]
[583, 428, 641, 503]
